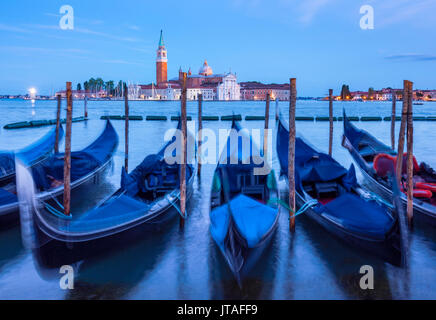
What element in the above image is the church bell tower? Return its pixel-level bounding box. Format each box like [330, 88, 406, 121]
[156, 30, 168, 86]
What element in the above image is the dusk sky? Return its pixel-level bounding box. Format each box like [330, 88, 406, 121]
[0, 0, 435, 96]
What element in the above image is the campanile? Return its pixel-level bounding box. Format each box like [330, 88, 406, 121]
[156, 30, 168, 86]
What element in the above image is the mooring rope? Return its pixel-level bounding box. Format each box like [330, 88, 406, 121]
[361, 190, 394, 209]
[267, 198, 319, 219]
[172, 194, 186, 219]
[44, 202, 72, 220]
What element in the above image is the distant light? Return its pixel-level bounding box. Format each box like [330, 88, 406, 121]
[29, 88, 37, 95]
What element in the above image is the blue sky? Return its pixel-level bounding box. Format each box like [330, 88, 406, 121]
[0, 0, 435, 96]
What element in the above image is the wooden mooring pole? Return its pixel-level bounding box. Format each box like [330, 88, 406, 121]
[289, 78, 297, 232]
[180, 72, 187, 228]
[396, 80, 409, 185]
[124, 83, 129, 172]
[275, 98, 279, 121]
[84, 95, 88, 118]
[391, 91, 396, 150]
[63, 82, 73, 216]
[55, 94, 61, 153]
[328, 89, 333, 156]
[406, 81, 414, 226]
[263, 93, 270, 158]
[198, 93, 203, 177]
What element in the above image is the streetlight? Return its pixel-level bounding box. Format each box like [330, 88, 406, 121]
[29, 87, 37, 99]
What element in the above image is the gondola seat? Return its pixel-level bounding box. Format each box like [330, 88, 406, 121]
[374, 153, 420, 178]
[374, 153, 433, 199]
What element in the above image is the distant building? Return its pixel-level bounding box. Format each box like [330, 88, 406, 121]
[55, 90, 99, 99]
[416, 90, 436, 101]
[240, 82, 290, 101]
[128, 31, 240, 101]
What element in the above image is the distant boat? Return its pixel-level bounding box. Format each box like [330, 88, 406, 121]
[209, 120, 280, 286]
[413, 102, 424, 105]
[342, 111, 436, 226]
[0, 126, 63, 226]
[277, 116, 405, 265]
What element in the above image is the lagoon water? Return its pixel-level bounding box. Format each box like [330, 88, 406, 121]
[0, 99, 435, 299]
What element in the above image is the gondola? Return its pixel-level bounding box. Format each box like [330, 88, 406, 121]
[276, 117, 405, 265]
[0, 126, 63, 225]
[210, 120, 280, 286]
[19, 120, 195, 261]
[342, 111, 436, 226]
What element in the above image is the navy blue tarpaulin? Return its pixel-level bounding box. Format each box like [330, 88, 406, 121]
[276, 119, 395, 240]
[313, 193, 394, 239]
[31, 121, 117, 191]
[0, 126, 62, 179]
[0, 188, 18, 206]
[277, 120, 352, 191]
[0, 152, 15, 178]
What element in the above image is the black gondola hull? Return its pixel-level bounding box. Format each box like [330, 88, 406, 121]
[33, 202, 182, 268]
[215, 214, 278, 285]
[0, 207, 19, 228]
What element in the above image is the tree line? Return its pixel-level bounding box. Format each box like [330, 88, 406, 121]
[76, 78, 127, 97]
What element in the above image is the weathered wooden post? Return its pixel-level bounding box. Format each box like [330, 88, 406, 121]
[84, 95, 88, 118]
[396, 80, 409, 184]
[198, 93, 203, 177]
[289, 78, 297, 232]
[55, 94, 61, 153]
[124, 83, 129, 172]
[406, 81, 414, 226]
[63, 82, 73, 216]
[180, 72, 187, 228]
[275, 98, 279, 121]
[263, 93, 270, 158]
[328, 89, 333, 156]
[391, 91, 396, 149]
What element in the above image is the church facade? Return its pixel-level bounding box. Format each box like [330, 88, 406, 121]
[128, 31, 240, 101]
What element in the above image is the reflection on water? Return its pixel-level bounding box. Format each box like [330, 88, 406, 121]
[0, 99, 435, 299]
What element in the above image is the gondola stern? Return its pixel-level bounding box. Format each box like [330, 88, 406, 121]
[15, 158, 39, 249]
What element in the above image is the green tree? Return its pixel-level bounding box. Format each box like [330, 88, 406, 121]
[89, 78, 96, 93]
[95, 78, 104, 92]
[105, 81, 115, 96]
[77, 83, 82, 91]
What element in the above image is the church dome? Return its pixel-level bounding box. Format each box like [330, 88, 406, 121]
[199, 60, 213, 76]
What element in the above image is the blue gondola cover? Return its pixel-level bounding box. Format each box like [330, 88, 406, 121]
[314, 193, 394, 239]
[210, 194, 278, 249]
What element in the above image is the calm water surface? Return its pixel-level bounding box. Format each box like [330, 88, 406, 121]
[0, 99, 434, 299]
